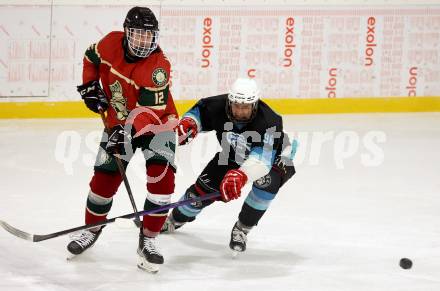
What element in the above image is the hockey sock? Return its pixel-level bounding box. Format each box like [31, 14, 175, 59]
[142, 197, 169, 237]
[142, 164, 175, 237]
[85, 171, 122, 226]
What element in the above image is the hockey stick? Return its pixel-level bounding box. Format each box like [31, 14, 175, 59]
[0, 192, 220, 242]
[98, 108, 141, 228]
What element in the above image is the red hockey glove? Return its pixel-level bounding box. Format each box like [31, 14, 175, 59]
[177, 117, 198, 145]
[220, 169, 248, 202]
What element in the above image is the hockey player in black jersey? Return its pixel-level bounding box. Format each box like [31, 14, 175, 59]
[162, 78, 297, 254]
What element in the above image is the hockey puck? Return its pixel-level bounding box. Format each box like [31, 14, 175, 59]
[399, 258, 412, 269]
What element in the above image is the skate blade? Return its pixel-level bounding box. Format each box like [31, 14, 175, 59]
[66, 253, 78, 261]
[231, 246, 244, 259]
[137, 256, 160, 274]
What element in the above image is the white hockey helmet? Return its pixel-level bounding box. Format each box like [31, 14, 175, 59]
[226, 78, 260, 123]
[228, 78, 260, 104]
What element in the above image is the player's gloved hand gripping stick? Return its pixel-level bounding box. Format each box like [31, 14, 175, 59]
[176, 117, 198, 145]
[77, 80, 109, 113]
[220, 169, 248, 202]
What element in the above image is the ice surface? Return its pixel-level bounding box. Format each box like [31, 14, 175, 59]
[1, 113, 439, 291]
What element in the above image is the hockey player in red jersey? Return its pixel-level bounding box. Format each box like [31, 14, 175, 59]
[67, 6, 177, 273]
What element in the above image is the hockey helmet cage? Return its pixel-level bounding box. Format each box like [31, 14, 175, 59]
[123, 7, 159, 58]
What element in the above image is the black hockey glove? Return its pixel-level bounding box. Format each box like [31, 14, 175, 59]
[77, 80, 109, 113]
[106, 124, 132, 156]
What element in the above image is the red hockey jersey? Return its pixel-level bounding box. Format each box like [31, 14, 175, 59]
[82, 31, 178, 132]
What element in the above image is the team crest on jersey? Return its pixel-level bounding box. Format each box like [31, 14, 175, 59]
[97, 150, 112, 165]
[152, 68, 167, 87]
[109, 80, 128, 120]
[255, 175, 272, 188]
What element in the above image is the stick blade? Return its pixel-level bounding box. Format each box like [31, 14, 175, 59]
[0, 220, 34, 241]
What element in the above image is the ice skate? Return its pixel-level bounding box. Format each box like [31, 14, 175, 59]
[229, 221, 250, 257]
[137, 233, 163, 273]
[160, 213, 186, 233]
[67, 228, 102, 257]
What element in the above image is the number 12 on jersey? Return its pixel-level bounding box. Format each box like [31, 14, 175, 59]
[155, 91, 164, 105]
